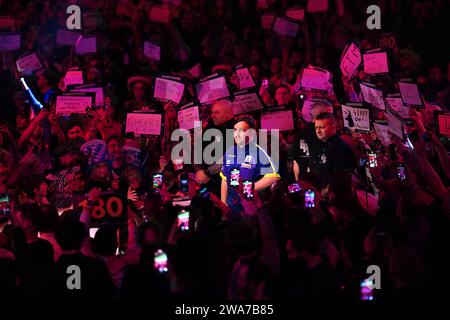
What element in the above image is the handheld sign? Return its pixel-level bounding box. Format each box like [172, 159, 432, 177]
[261, 13, 276, 30]
[149, 6, 172, 23]
[64, 71, 84, 87]
[398, 81, 423, 108]
[261, 110, 294, 131]
[341, 103, 370, 132]
[74, 191, 125, 226]
[16, 52, 42, 75]
[235, 66, 256, 89]
[301, 98, 331, 123]
[340, 43, 361, 79]
[286, 7, 305, 21]
[75, 36, 97, 54]
[195, 75, 230, 104]
[360, 82, 385, 110]
[0, 16, 15, 32]
[144, 41, 161, 61]
[56, 94, 93, 115]
[0, 33, 20, 52]
[178, 106, 200, 130]
[153, 76, 185, 104]
[385, 94, 410, 120]
[437, 113, 450, 137]
[232, 90, 264, 115]
[386, 108, 403, 139]
[373, 121, 392, 147]
[126, 113, 162, 136]
[72, 85, 104, 107]
[56, 29, 80, 46]
[307, 0, 328, 12]
[300, 66, 332, 91]
[273, 17, 299, 38]
[363, 51, 389, 74]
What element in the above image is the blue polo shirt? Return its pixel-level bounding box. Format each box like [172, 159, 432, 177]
[220, 142, 279, 212]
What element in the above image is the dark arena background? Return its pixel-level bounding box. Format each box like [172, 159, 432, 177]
[0, 0, 449, 317]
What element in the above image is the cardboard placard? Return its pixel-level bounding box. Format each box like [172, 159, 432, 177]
[373, 122, 392, 147]
[236, 67, 256, 89]
[74, 191, 125, 226]
[286, 8, 305, 21]
[307, 0, 328, 12]
[261, 14, 276, 30]
[16, 52, 42, 75]
[64, 71, 84, 87]
[153, 77, 185, 104]
[75, 36, 96, 54]
[386, 108, 403, 138]
[363, 51, 389, 74]
[340, 43, 361, 79]
[398, 81, 423, 107]
[341, 104, 370, 132]
[300, 67, 332, 91]
[144, 41, 161, 61]
[126, 113, 162, 136]
[178, 106, 200, 130]
[0, 33, 20, 51]
[232, 91, 264, 115]
[72, 86, 104, 106]
[261, 110, 294, 131]
[360, 82, 385, 110]
[385, 95, 410, 119]
[437, 113, 450, 137]
[56, 94, 93, 114]
[149, 6, 171, 23]
[0, 16, 15, 31]
[273, 17, 299, 38]
[378, 33, 396, 49]
[56, 29, 80, 46]
[195, 76, 230, 104]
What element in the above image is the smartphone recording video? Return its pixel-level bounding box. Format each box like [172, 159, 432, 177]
[396, 163, 406, 181]
[0, 193, 10, 216]
[177, 209, 190, 232]
[368, 153, 377, 168]
[360, 278, 374, 300]
[304, 189, 315, 208]
[153, 173, 163, 189]
[242, 180, 254, 200]
[154, 249, 168, 274]
[230, 169, 240, 188]
[288, 183, 301, 194]
[179, 173, 189, 193]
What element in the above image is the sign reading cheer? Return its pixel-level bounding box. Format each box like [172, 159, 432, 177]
[126, 113, 162, 136]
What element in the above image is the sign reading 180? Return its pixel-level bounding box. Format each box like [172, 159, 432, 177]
[78, 195, 124, 220]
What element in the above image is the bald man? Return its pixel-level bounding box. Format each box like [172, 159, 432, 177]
[210, 99, 234, 127]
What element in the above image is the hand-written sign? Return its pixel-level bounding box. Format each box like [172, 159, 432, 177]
[0, 33, 20, 51]
[341, 104, 370, 132]
[56, 29, 80, 46]
[75, 36, 97, 54]
[261, 110, 294, 131]
[363, 51, 389, 74]
[373, 122, 392, 147]
[72, 86, 104, 106]
[56, 95, 93, 114]
[75, 191, 125, 225]
[386, 108, 403, 138]
[398, 81, 423, 107]
[178, 106, 200, 130]
[273, 17, 299, 38]
[144, 41, 161, 61]
[236, 68, 255, 89]
[154, 77, 185, 104]
[64, 71, 83, 87]
[385, 96, 410, 119]
[195, 76, 230, 104]
[232, 92, 264, 115]
[300, 67, 332, 91]
[126, 113, 162, 136]
[360, 82, 385, 110]
[16, 52, 42, 75]
[286, 8, 305, 21]
[340, 43, 361, 79]
[437, 113, 450, 137]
